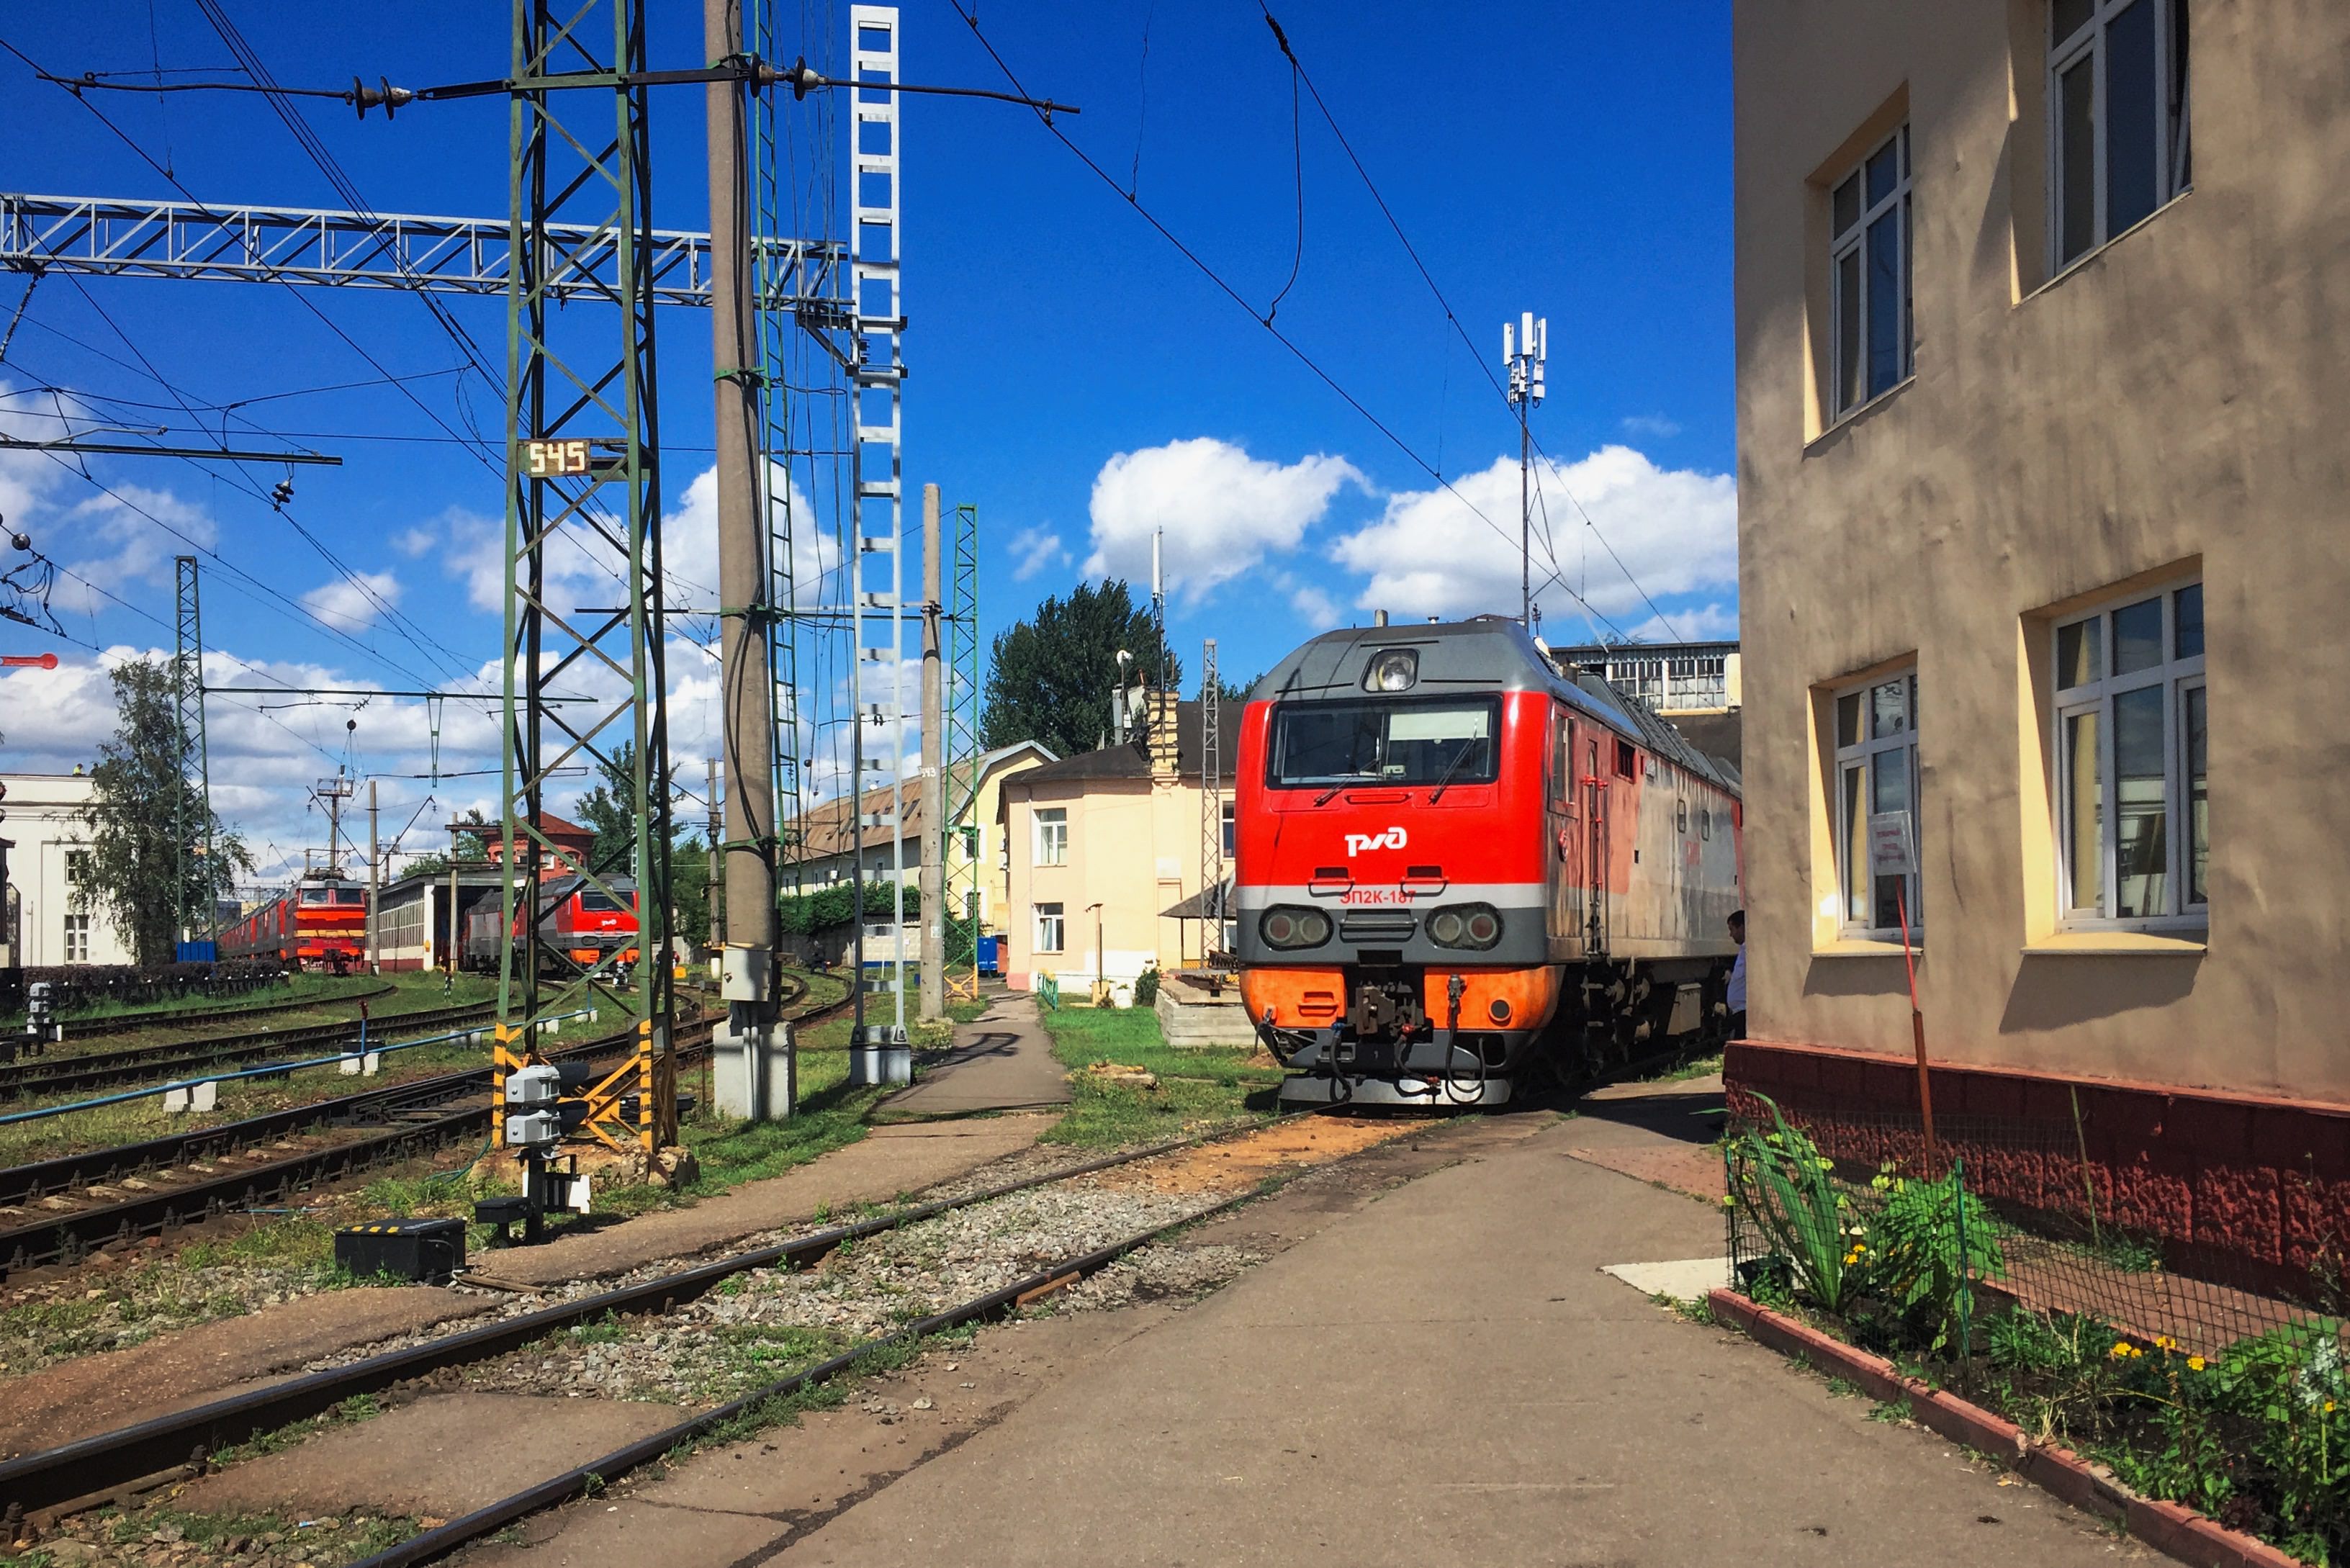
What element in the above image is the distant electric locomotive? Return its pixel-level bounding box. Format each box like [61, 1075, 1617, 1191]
[1234, 617, 1742, 1107]
[460, 875, 640, 976]
[217, 870, 369, 971]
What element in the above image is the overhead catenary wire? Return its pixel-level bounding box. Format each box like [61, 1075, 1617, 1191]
[1253, 4, 1691, 644]
[945, 2, 1638, 646]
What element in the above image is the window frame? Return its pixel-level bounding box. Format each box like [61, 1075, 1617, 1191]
[1032, 806, 1068, 868]
[2050, 576, 2206, 932]
[2048, 0, 2192, 274]
[63, 911, 91, 965]
[1832, 667, 1922, 941]
[1033, 900, 1066, 955]
[1827, 124, 1914, 421]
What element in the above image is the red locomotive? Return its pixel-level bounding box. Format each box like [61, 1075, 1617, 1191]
[1235, 617, 1742, 1107]
[461, 875, 641, 976]
[218, 869, 369, 972]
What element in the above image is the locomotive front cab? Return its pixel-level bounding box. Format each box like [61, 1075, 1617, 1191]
[1235, 626, 1565, 1109]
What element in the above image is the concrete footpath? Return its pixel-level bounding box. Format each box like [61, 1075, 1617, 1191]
[474, 1089, 2147, 1568]
[778, 1114, 2143, 1567]
[878, 990, 1072, 1119]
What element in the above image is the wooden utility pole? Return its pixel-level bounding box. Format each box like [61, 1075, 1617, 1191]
[705, 757, 722, 956]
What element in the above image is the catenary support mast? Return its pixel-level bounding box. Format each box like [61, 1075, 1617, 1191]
[497, 0, 675, 1153]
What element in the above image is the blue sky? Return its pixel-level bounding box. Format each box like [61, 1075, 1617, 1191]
[0, 1, 1733, 882]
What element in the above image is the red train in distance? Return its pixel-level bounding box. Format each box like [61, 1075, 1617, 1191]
[218, 869, 369, 972]
[1234, 616, 1743, 1109]
[460, 875, 641, 976]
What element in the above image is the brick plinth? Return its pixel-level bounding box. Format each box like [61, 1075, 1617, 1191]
[1725, 1040, 2350, 1294]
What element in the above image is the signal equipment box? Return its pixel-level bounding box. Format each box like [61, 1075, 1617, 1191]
[335, 1217, 467, 1285]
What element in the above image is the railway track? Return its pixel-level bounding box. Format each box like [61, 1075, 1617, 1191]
[0, 1000, 499, 1103]
[37, 983, 397, 1043]
[0, 981, 850, 1278]
[0, 1111, 1312, 1536]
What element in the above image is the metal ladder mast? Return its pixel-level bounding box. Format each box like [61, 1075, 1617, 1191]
[1199, 637, 1222, 964]
[172, 555, 217, 945]
[496, 0, 676, 1153]
[942, 500, 981, 999]
[846, 6, 909, 1082]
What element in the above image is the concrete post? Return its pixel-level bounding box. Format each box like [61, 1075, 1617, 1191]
[708, 0, 788, 1119]
[920, 483, 945, 1022]
[366, 780, 379, 973]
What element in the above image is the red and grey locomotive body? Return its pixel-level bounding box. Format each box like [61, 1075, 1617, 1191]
[217, 870, 369, 971]
[460, 875, 640, 975]
[1235, 618, 1742, 1107]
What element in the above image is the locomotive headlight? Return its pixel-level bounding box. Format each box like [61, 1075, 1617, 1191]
[1362, 648, 1419, 693]
[1261, 906, 1331, 950]
[1428, 902, 1502, 950]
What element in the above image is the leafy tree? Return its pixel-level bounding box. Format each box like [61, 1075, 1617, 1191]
[1200, 670, 1259, 705]
[672, 833, 711, 950]
[572, 742, 642, 875]
[77, 656, 252, 965]
[401, 807, 492, 878]
[981, 579, 1181, 758]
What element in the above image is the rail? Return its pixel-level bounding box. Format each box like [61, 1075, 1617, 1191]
[0, 1109, 1313, 1521]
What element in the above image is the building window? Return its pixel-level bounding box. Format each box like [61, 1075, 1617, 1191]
[63, 912, 91, 964]
[1033, 807, 1068, 868]
[1220, 800, 1235, 860]
[1833, 669, 1922, 936]
[1829, 125, 1912, 418]
[1034, 901, 1065, 954]
[64, 850, 91, 912]
[2053, 580, 2205, 926]
[2050, 0, 2190, 269]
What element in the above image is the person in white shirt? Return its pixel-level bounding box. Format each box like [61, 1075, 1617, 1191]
[1724, 909, 1746, 1041]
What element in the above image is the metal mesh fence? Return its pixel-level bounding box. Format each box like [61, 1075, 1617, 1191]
[1724, 1091, 2347, 1562]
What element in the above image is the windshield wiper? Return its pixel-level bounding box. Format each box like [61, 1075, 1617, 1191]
[1426, 737, 1487, 803]
[1312, 782, 1350, 806]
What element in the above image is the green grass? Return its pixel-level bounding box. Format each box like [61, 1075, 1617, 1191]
[7, 1498, 421, 1568]
[1035, 1004, 1280, 1148]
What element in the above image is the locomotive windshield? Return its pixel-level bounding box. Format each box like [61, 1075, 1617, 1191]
[1267, 697, 1500, 788]
[579, 890, 628, 912]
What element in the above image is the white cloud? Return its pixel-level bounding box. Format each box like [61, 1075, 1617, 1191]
[1008, 526, 1068, 582]
[1289, 584, 1342, 628]
[1619, 413, 1683, 440]
[300, 570, 402, 634]
[392, 526, 436, 558]
[1328, 444, 1736, 635]
[1622, 601, 1739, 644]
[1083, 437, 1361, 601]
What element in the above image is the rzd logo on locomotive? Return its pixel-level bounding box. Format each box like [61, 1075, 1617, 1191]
[1344, 826, 1408, 857]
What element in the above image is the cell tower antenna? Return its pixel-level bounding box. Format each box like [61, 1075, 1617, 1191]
[1505, 311, 1547, 627]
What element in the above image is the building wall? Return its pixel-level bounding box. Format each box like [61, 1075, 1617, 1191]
[1002, 774, 1214, 993]
[1735, 3, 2350, 1109]
[1, 773, 134, 968]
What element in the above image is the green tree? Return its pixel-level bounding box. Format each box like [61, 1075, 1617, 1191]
[672, 833, 711, 950]
[78, 657, 252, 965]
[1200, 670, 1257, 705]
[401, 807, 492, 878]
[981, 579, 1181, 758]
[572, 742, 641, 875]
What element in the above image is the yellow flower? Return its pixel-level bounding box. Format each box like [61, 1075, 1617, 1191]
[2187, 1356, 2206, 1372]
[2110, 1341, 2143, 1360]
[2153, 1335, 2179, 1352]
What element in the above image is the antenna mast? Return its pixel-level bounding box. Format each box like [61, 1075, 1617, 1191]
[1505, 312, 1547, 628]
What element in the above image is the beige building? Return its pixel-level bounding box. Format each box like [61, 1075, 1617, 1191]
[999, 697, 1230, 996]
[1732, 1, 2349, 1269]
[787, 742, 1055, 936]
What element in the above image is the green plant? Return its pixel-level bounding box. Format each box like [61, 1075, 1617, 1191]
[1852, 1163, 2007, 1354]
[1133, 965, 1161, 1007]
[1727, 1095, 1858, 1314]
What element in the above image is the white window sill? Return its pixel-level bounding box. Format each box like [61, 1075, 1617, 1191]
[1811, 937, 1921, 959]
[2024, 930, 2207, 956]
[1806, 374, 1915, 451]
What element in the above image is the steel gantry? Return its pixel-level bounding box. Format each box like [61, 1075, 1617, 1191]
[496, 0, 677, 1155]
[0, 192, 842, 310]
